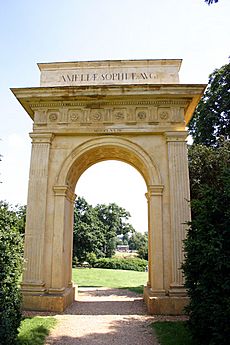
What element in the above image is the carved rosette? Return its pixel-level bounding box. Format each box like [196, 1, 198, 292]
[68, 109, 83, 122]
[158, 108, 171, 121]
[90, 109, 104, 122]
[49, 113, 58, 121]
[32, 101, 188, 129]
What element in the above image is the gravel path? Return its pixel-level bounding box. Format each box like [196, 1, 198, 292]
[44, 287, 160, 345]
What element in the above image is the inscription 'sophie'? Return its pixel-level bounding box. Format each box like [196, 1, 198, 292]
[61, 72, 158, 83]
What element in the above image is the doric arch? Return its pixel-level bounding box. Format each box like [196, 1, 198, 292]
[56, 136, 161, 191]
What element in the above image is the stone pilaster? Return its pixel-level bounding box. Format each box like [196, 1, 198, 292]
[166, 131, 191, 296]
[49, 185, 76, 293]
[146, 185, 165, 294]
[21, 133, 53, 294]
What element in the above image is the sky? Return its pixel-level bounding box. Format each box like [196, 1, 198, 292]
[0, 0, 229, 233]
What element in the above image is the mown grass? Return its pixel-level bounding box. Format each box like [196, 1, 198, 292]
[17, 316, 57, 345]
[72, 267, 148, 294]
[152, 321, 194, 345]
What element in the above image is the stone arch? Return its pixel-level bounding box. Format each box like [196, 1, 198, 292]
[56, 136, 161, 192]
[50, 136, 165, 310]
[14, 59, 204, 315]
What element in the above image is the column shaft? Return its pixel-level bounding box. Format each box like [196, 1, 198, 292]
[49, 186, 75, 293]
[166, 132, 191, 295]
[146, 185, 165, 294]
[21, 133, 53, 293]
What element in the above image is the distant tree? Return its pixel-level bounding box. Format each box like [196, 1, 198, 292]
[189, 61, 230, 146]
[73, 197, 105, 262]
[95, 203, 135, 257]
[73, 197, 135, 261]
[128, 231, 148, 260]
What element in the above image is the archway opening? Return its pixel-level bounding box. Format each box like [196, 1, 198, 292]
[72, 160, 148, 291]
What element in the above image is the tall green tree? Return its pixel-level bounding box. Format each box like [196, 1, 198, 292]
[189, 61, 230, 147]
[0, 201, 24, 345]
[182, 142, 230, 345]
[73, 197, 135, 261]
[95, 203, 134, 257]
[73, 197, 105, 262]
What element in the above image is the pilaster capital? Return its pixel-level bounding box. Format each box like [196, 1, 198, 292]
[145, 185, 164, 200]
[165, 131, 188, 143]
[53, 185, 76, 204]
[29, 132, 54, 144]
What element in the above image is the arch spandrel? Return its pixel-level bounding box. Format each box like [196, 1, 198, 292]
[56, 136, 162, 191]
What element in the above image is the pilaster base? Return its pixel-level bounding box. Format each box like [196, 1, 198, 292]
[22, 286, 75, 312]
[144, 286, 189, 315]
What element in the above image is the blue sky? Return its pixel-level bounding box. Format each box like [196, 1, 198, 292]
[0, 0, 229, 232]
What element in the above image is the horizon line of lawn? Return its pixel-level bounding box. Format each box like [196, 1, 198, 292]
[72, 267, 148, 294]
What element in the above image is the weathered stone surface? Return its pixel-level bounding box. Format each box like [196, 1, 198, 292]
[11, 59, 206, 314]
[38, 59, 182, 87]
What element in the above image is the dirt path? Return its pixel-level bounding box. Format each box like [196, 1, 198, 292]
[45, 287, 160, 345]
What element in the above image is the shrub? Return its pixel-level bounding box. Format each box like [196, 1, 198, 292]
[0, 202, 24, 345]
[86, 252, 97, 265]
[182, 143, 230, 345]
[72, 256, 79, 268]
[93, 257, 147, 272]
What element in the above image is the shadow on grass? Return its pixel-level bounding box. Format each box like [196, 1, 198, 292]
[152, 321, 194, 345]
[121, 285, 144, 294]
[17, 316, 57, 345]
[78, 285, 144, 295]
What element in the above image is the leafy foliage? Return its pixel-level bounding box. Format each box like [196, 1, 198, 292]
[73, 197, 135, 262]
[93, 257, 147, 272]
[205, 0, 218, 4]
[182, 142, 230, 345]
[128, 231, 148, 260]
[0, 201, 24, 345]
[95, 202, 134, 257]
[73, 197, 105, 262]
[189, 61, 230, 147]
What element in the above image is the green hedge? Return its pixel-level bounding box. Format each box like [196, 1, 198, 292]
[182, 143, 230, 345]
[0, 202, 24, 345]
[93, 257, 147, 271]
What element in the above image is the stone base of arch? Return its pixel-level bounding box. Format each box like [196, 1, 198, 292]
[144, 286, 189, 315]
[22, 286, 75, 312]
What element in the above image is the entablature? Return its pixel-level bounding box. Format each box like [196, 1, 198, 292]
[11, 84, 206, 130]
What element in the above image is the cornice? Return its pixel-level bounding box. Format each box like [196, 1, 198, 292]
[11, 84, 206, 125]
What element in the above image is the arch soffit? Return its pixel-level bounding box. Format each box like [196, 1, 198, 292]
[56, 136, 162, 190]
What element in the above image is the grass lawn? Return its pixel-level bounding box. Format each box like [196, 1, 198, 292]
[152, 321, 194, 345]
[72, 267, 148, 294]
[18, 316, 57, 345]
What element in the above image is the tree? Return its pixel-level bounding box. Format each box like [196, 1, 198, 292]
[73, 197, 105, 262]
[128, 231, 148, 260]
[189, 61, 230, 147]
[182, 142, 230, 345]
[0, 201, 24, 345]
[205, 0, 218, 4]
[73, 197, 135, 261]
[95, 203, 135, 257]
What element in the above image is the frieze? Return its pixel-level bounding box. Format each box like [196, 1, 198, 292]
[33, 103, 186, 128]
